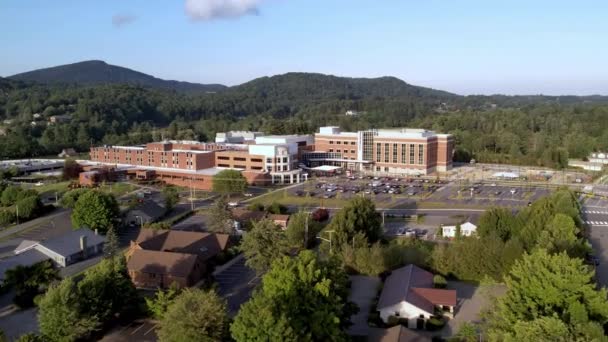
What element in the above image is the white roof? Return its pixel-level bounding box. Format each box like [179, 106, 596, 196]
[311, 165, 342, 172]
[442, 222, 477, 230]
[492, 171, 519, 178]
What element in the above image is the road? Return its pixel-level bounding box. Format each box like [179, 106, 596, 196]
[583, 197, 608, 287]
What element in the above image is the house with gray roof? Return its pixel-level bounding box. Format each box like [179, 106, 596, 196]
[378, 265, 456, 329]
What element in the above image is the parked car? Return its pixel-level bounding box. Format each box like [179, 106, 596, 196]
[244, 193, 254, 197]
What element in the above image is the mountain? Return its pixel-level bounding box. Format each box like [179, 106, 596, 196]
[8, 60, 227, 93]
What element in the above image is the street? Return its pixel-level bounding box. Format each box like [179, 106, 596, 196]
[583, 197, 608, 287]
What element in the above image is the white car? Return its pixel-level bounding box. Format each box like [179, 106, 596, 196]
[228, 202, 239, 207]
[244, 193, 254, 197]
[34, 181, 44, 187]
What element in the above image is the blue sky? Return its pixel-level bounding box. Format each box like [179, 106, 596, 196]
[2, 0, 608, 95]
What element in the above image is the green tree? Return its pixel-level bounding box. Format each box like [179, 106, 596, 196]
[231, 251, 354, 342]
[38, 279, 98, 342]
[104, 227, 119, 259]
[486, 249, 608, 340]
[455, 223, 462, 240]
[71, 190, 119, 233]
[0, 210, 15, 225]
[455, 322, 478, 342]
[325, 197, 382, 251]
[477, 207, 517, 241]
[4, 260, 59, 308]
[1, 185, 22, 206]
[62, 159, 82, 180]
[161, 186, 179, 213]
[15, 333, 44, 342]
[266, 201, 287, 214]
[433, 274, 447, 289]
[285, 211, 321, 249]
[212, 169, 247, 194]
[240, 219, 290, 274]
[15, 195, 42, 220]
[537, 213, 588, 257]
[146, 282, 181, 320]
[59, 188, 89, 209]
[157, 289, 228, 342]
[207, 196, 234, 234]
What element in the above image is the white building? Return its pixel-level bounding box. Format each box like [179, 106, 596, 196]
[378, 265, 456, 329]
[441, 222, 477, 238]
[215, 131, 264, 144]
[589, 152, 608, 165]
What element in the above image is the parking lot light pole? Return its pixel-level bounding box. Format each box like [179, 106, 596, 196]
[316, 230, 334, 253]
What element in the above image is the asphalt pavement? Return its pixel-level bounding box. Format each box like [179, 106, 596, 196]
[583, 198, 608, 287]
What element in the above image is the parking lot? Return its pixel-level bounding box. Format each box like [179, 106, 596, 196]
[100, 320, 158, 342]
[428, 183, 551, 208]
[213, 256, 259, 316]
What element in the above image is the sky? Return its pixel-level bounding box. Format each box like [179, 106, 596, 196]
[2, 0, 608, 95]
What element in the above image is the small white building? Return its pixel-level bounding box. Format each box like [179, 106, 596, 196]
[589, 152, 608, 164]
[441, 222, 477, 238]
[378, 265, 457, 329]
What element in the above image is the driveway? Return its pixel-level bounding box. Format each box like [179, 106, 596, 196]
[347, 275, 381, 336]
[0, 307, 38, 340]
[440, 281, 507, 337]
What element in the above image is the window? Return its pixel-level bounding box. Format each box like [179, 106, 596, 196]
[384, 167, 389, 172]
[376, 143, 381, 162]
[218, 163, 229, 167]
[234, 165, 246, 169]
[234, 157, 246, 161]
[392, 143, 398, 163]
[343, 141, 349, 145]
[351, 141, 356, 145]
[329, 141, 334, 144]
[336, 141, 341, 145]
[401, 144, 407, 164]
[218, 156, 229, 160]
[329, 149, 334, 152]
[336, 149, 341, 153]
[282, 157, 287, 163]
[410, 144, 415, 164]
[351, 150, 355, 154]
[418, 144, 424, 165]
[251, 158, 263, 163]
[252, 166, 263, 170]
[384, 143, 389, 163]
[266, 158, 272, 163]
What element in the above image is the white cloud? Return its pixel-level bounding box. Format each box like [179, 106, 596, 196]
[112, 14, 137, 28]
[185, 0, 263, 21]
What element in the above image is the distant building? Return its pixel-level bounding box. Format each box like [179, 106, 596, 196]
[308, 126, 454, 175]
[3, 119, 13, 125]
[126, 229, 229, 289]
[58, 148, 78, 158]
[49, 114, 71, 124]
[568, 160, 603, 172]
[441, 222, 477, 238]
[125, 201, 166, 227]
[345, 110, 360, 116]
[269, 214, 290, 230]
[589, 152, 608, 165]
[377, 265, 456, 329]
[215, 131, 264, 144]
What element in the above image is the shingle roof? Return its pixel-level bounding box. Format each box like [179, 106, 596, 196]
[378, 265, 456, 314]
[368, 326, 430, 342]
[129, 201, 165, 222]
[39, 228, 106, 257]
[0, 249, 49, 281]
[231, 208, 266, 222]
[269, 214, 290, 222]
[127, 249, 197, 278]
[134, 229, 229, 260]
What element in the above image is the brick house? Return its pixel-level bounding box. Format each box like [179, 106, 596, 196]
[126, 229, 229, 289]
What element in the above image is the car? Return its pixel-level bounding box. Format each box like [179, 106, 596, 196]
[295, 191, 305, 197]
[34, 181, 44, 186]
[308, 191, 316, 197]
[396, 228, 405, 235]
[490, 183, 497, 186]
[244, 193, 254, 197]
[407, 191, 416, 196]
[364, 189, 372, 194]
[393, 190, 401, 194]
[228, 202, 239, 207]
[143, 189, 152, 195]
[323, 193, 335, 199]
[494, 191, 502, 195]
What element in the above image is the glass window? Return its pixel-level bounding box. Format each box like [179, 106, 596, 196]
[384, 143, 389, 163]
[392, 143, 398, 163]
[376, 143, 381, 162]
[410, 144, 415, 164]
[336, 141, 341, 145]
[418, 144, 424, 165]
[401, 144, 407, 164]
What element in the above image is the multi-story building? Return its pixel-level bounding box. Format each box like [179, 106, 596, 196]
[307, 126, 454, 175]
[86, 133, 312, 190]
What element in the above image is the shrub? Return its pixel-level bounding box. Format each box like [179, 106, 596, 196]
[387, 315, 400, 327]
[312, 208, 329, 222]
[247, 203, 265, 211]
[426, 316, 446, 331]
[0, 210, 15, 225]
[433, 274, 447, 289]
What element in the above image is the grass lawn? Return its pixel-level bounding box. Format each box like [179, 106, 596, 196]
[33, 181, 71, 197]
[98, 182, 138, 197]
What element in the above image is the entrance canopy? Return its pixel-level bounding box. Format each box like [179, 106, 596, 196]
[311, 165, 342, 172]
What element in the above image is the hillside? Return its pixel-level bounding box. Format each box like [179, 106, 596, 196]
[8, 60, 227, 93]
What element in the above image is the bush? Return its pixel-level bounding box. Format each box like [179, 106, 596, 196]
[434, 274, 447, 289]
[247, 203, 265, 211]
[1, 185, 22, 206]
[15, 196, 42, 220]
[387, 315, 400, 327]
[0, 210, 15, 225]
[368, 311, 381, 327]
[312, 208, 329, 222]
[426, 316, 446, 331]
[266, 202, 287, 214]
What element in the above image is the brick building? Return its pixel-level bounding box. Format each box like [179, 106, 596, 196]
[306, 126, 454, 175]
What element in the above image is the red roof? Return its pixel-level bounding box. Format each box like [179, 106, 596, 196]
[411, 288, 457, 306]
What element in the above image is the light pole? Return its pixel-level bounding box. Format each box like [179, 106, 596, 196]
[135, 215, 143, 229]
[316, 230, 335, 253]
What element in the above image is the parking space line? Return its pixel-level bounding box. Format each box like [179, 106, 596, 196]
[143, 324, 156, 336]
[130, 323, 145, 335]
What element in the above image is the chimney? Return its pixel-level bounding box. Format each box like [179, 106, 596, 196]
[80, 235, 88, 258]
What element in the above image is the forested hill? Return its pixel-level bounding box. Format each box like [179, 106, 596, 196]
[8, 60, 227, 94]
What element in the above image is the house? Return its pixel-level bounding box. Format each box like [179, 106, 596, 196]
[377, 265, 456, 329]
[11, 228, 105, 268]
[231, 208, 267, 233]
[368, 326, 430, 342]
[440, 222, 477, 238]
[49, 114, 71, 124]
[269, 214, 290, 230]
[126, 229, 229, 289]
[58, 148, 78, 158]
[125, 201, 166, 227]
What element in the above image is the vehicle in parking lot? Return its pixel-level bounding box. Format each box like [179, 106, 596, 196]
[295, 190, 305, 197]
[397, 228, 405, 235]
[228, 201, 239, 207]
[244, 193, 254, 197]
[323, 193, 335, 199]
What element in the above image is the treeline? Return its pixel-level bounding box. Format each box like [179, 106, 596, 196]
[2, 75, 608, 169]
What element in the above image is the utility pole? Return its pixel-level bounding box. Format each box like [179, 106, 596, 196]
[16, 205, 19, 225]
[304, 213, 309, 248]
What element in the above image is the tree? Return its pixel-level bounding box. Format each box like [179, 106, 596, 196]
[537, 213, 588, 257]
[77, 257, 139, 325]
[62, 159, 82, 180]
[455, 223, 462, 240]
[240, 219, 290, 274]
[207, 196, 234, 234]
[157, 289, 228, 342]
[4, 260, 59, 308]
[486, 249, 608, 340]
[212, 169, 247, 194]
[161, 186, 179, 213]
[266, 201, 287, 214]
[0, 210, 15, 225]
[15, 195, 42, 220]
[104, 227, 119, 259]
[433, 274, 447, 289]
[477, 207, 517, 241]
[15, 333, 44, 342]
[1, 185, 22, 206]
[311, 208, 329, 222]
[71, 190, 119, 233]
[59, 188, 89, 209]
[231, 251, 354, 342]
[286, 211, 321, 249]
[146, 282, 181, 320]
[325, 197, 382, 251]
[454, 322, 478, 342]
[38, 279, 98, 342]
